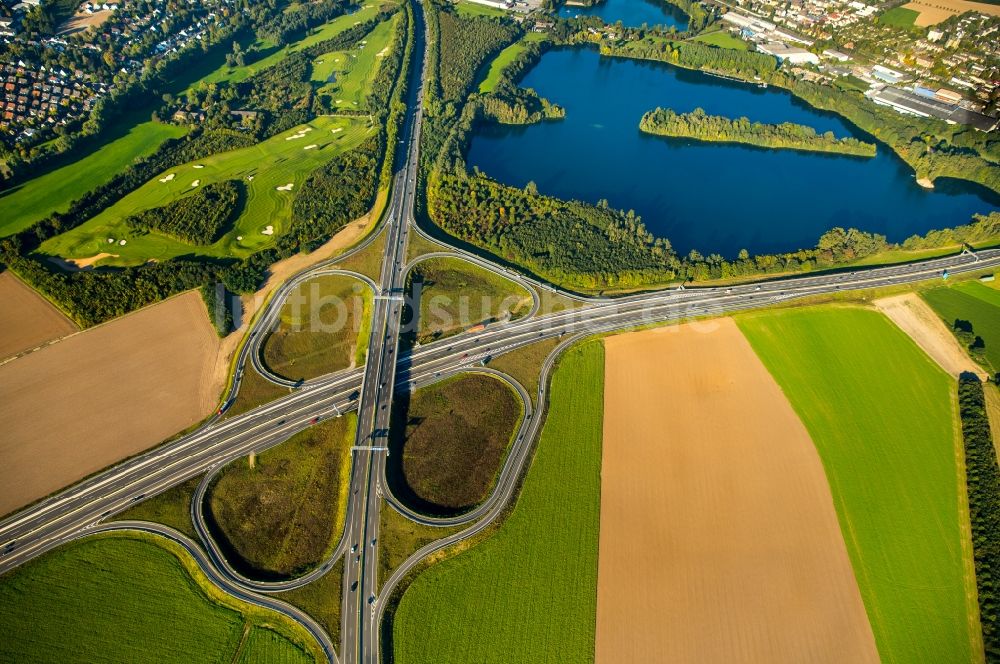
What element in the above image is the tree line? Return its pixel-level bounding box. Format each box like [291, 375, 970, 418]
[958, 376, 1000, 661]
[640, 107, 876, 157]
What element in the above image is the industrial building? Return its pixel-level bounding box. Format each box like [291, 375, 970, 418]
[867, 86, 998, 132]
[756, 42, 820, 64]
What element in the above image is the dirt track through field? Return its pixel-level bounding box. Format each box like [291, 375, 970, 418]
[0, 291, 223, 516]
[874, 293, 987, 379]
[598, 319, 878, 663]
[0, 271, 78, 361]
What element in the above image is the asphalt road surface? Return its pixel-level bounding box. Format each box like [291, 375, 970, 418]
[2, 1, 1000, 661]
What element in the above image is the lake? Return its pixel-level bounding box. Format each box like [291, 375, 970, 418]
[466, 48, 1000, 256]
[557, 0, 688, 30]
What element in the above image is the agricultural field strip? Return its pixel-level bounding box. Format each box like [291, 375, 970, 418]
[83, 521, 337, 663]
[2, 246, 998, 575]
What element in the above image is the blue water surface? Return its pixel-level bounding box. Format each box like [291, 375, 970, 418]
[557, 0, 688, 30]
[467, 48, 999, 256]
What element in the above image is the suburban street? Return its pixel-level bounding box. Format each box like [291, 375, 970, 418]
[1, 0, 1000, 659]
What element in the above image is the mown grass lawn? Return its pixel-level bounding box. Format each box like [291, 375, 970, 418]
[0, 531, 321, 663]
[389, 372, 523, 513]
[392, 341, 603, 663]
[0, 116, 186, 237]
[263, 273, 373, 382]
[313, 13, 400, 111]
[737, 306, 981, 664]
[879, 6, 920, 29]
[410, 256, 533, 343]
[923, 280, 1000, 374]
[690, 29, 748, 51]
[207, 414, 356, 578]
[40, 116, 373, 265]
[191, 1, 390, 90]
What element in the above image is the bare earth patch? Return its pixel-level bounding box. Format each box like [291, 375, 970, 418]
[874, 293, 987, 379]
[902, 0, 1000, 24]
[0, 271, 78, 361]
[0, 291, 224, 516]
[598, 319, 878, 663]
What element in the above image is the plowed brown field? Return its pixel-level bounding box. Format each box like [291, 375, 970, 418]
[0, 291, 224, 516]
[0, 271, 77, 361]
[597, 319, 878, 663]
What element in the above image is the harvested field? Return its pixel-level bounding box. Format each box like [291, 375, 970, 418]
[874, 293, 986, 379]
[0, 271, 77, 361]
[598, 320, 878, 664]
[0, 291, 225, 516]
[901, 0, 1000, 24]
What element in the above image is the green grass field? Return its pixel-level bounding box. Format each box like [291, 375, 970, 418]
[392, 342, 603, 663]
[879, 6, 920, 28]
[923, 280, 1000, 374]
[190, 2, 391, 90]
[263, 274, 373, 382]
[276, 558, 344, 648]
[0, 117, 186, 237]
[207, 415, 356, 578]
[313, 13, 400, 111]
[41, 116, 373, 265]
[737, 306, 981, 664]
[410, 256, 533, 344]
[0, 531, 321, 663]
[390, 373, 523, 513]
[488, 336, 561, 400]
[455, 0, 508, 18]
[690, 29, 749, 50]
[477, 33, 546, 93]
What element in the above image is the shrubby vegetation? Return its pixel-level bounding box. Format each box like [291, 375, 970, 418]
[479, 85, 565, 125]
[290, 135, 381, 251]
[125, 180, 243, 245]
[640, 107, 876, 157]
[958, 376, 1000, 661]
[436, 10, 520, 101]
[600, 36, 777, 79]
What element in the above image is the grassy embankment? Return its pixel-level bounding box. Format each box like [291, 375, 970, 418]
[477, 32, 547, 93]
[389, 373, 523, 514]
[206, 415, 356, 578]
[410, 256, 533, 344]
[276, 558, 344, 649]
[40, 116, 373, 266]
[263, 274, 373, 382]
[488, 336, 562, 400]
[738, 306, 982, 663]
[0, 531, 322, 662]
[392, 342, 603, 662]
[312, 13, 400, 111]
[115, 476, 203, 539]
[0, 116, 187, 237]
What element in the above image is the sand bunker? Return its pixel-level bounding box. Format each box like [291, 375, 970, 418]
[304, 144, 318, 150]
[276, 183, 294, 191]
[262, 225, 275, 235]
[64, 252, 119, 270]
[376, 46, 389, 57]
[875, 293, 987, 379]
[158, 173, 175, 183]
[331, 128, 343, 134]
[191, 180, 200, 187]
[193, 164, 204, 169]
[597, 320, 879, 663]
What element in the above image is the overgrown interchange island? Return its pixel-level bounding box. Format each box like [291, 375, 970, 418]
[1, 0, 1000, 661]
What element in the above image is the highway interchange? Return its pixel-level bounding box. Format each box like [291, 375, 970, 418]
[3, 0, 1000, 660]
